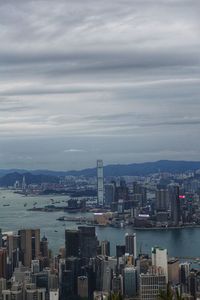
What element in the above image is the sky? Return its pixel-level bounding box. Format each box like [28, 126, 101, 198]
[0, 0, 200, 170]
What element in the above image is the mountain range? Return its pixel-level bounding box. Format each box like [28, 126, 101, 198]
[0, 160, 200, 186]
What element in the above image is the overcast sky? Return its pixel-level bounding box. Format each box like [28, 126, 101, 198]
[0, 0, 199, 170]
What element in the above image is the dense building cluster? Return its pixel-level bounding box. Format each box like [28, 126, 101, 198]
[0, 227, 199, 300]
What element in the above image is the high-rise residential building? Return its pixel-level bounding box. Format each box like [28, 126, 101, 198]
[77, 276, 88, 298]
[152, 247, 168, 282]
[125, 233, 137, 259]
[156, 189, 169, 211]
[97, 160, 104, 206]
[133, 182, 147, 206]
[18, 229, 40, 267]
[140, 273, 166, 300]
[124, 266, 137, 297]
[0, 248, 7, 278]
[115, 180, 129, 202]
[104, 184, 115, 207]
[101, 240, 110, 256]
[65, 229, 80, 257]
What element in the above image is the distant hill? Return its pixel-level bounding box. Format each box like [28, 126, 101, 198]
[0, 172, 59, 187]
[0, 161, 200, 183]
[64, 160, 200, 177]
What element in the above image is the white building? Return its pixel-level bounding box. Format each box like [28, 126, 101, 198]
[97, 160, 104, 206]
[50, 290, 59, 300]
[152, 246, 168, 282]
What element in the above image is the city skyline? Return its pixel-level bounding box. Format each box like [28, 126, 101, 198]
[0, 0, 199, 170]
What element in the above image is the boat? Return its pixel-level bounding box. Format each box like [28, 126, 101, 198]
[3, 204, 10, 207]
[24, 203, 27, 207]
[54, 230, 58, 232]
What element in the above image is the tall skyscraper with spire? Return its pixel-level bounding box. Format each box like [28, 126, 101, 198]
[97, 160, 104, 206]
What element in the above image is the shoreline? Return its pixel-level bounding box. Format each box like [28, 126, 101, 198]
[133, 225, 200, 230]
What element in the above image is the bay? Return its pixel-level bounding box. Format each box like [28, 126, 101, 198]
[0, 189, 199, 258]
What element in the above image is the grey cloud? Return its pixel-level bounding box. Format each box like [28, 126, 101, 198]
[0, 0, 199, 169]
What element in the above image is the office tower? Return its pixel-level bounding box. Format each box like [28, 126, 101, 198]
[82, 264, 96, 300]
[112, 274, 123, 294]
[104, 184, 115, 207]
[97, 160, 104, 206]
[18, 229, 40, 267]
[31, 259, 40, 273]
[124, 266, 137, 297]
[156, 189, 169, 211]
[49, 274, 59, 290]
[169, 185, 181, 225]
[5, 233, 19, 270]
[168, 259, 179, 285]
[101, 240, 110, 256]
[0, 248, 7, 278]
[140, 273, 166, 300]
[189, 271, 197, 299]
[77, 276, 88, 298]
[32, 271, 49, 291]
[65, 229, 80, 257]
[58, 258, 66, 292]
[125, 233, 137, 259]
[78, 226, 98, 259]
[66, 256, 82, 295]
[40, 235, 48, 257]
[60, 270, 73, 299]
[180, 262, 190, 292]
[50, 289, 59, 300]
[102, 259, 113, 292]
[152, 246, 168, 282]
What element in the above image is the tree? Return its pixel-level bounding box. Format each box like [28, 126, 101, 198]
[158, 284, 173, 300]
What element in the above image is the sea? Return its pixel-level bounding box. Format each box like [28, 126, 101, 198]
[0, 189, 199, 260]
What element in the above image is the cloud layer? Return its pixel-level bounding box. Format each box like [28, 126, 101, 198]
[0, 0, 199, 170]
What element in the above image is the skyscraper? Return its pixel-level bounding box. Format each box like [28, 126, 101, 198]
[104, 184, 115, 207]
[18, 229, 40, 267]
[125, 233, 137, 259]
[101, 240, 110, 256]
[140, 272, 166, 300]
[0, 248, 7, 278]
[97, 160, 104, 206]
[65, 229, 80, 257]
[78, 226, 98, 259]
[152, 246, 168, 282]
[124, 266, 137, 297]
[156, 189, 169, 211]
[169, 185, 181, 225]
